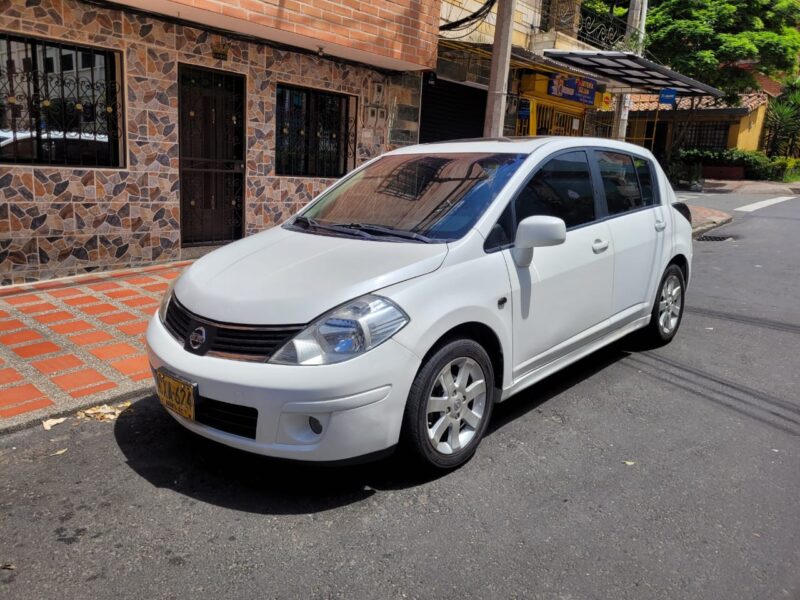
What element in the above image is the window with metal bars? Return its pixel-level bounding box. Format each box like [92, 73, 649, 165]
[683, 121, 730, 150]
[275, 84, 353, 178]
[0, 33, 124, 167]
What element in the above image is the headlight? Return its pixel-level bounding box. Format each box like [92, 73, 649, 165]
[270, 295, 408, 365]
[158, 280, 177, 323]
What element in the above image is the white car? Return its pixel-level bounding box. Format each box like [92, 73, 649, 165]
[147, 137, 692, 470]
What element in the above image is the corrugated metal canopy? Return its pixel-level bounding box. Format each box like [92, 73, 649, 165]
[543, 50, 723, 97]
[438, 39, 610, 83]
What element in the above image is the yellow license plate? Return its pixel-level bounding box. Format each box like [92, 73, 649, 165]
[155, 369, 196, 421]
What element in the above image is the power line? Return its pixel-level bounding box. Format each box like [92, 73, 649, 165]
[440, 0, 497, 31]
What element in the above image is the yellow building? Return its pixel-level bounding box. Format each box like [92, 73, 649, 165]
[626, 93, 769, 158]
[518, 72, 613, 137]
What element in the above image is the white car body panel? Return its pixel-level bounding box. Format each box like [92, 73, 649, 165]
[502, 220, 614, 378]
[147, 137, 693, 462]
[175, 225, 448, 324]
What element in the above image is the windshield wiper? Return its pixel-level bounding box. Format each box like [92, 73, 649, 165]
[337, 223, 433, 243]
[291, 215, 374, 239]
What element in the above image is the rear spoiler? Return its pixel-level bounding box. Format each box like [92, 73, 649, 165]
[672, 202, 692, 224]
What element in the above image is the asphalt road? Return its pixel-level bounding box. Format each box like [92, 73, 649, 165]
[2, 194, 799, 600]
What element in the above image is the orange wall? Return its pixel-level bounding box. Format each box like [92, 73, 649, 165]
[171, 0, 440, 69]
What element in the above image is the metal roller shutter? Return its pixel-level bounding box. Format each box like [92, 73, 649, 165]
[420, 79, 487, 143]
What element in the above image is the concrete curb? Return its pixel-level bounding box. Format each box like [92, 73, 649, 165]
[693, 216, 733, 238]
[0, 386, 153, 436]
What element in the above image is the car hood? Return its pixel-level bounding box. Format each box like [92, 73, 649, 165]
[174, 226, 448, 324]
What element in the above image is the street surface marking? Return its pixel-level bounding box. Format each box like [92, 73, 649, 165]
[735, 196, 796, 212]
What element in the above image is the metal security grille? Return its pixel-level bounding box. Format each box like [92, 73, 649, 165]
[275, 84, 354, 177]
[535, 103, 583, 136]
[583, 109, 614, 138]
[682, 121, 730, 150]
[0, 33, 123, 166]
[178, 65, 244, 246]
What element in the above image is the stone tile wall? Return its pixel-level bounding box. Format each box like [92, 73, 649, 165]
[0, 0, 419, 284]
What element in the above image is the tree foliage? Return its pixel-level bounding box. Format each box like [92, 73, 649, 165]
[646, 0, 800, 97]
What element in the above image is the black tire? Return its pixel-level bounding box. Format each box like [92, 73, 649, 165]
[641, 264, 686, 346]
[401, 338, 496, 470]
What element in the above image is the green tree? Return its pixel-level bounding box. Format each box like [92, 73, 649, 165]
[646, 0, 800, 99]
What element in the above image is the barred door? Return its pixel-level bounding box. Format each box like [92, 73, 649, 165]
[178, 65, 244, 246]
[583, 109, 614, 139]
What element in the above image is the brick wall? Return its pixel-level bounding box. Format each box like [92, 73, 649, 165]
[162, 0, 440, 69]
[0, 0, 422, 284]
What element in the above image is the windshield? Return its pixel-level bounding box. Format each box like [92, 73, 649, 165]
[289, 152, 527, 242]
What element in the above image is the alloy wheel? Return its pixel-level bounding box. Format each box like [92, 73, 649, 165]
[658, 274, 683, 335]
[426, 357, 487, 455]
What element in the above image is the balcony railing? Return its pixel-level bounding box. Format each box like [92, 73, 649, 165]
[539, 1, 646, 54]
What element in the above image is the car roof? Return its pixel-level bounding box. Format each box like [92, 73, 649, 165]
[386, 136, 653, 157]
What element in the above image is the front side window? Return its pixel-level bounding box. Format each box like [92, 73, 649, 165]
[597, 151, 645, 216]
[0, 33, 124, 167]
[514, 150, 596, 229]
[276, 84, 353, 178]
[291, 153, 527, 242]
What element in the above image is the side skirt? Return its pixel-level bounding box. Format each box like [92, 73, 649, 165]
[499, 314, 650, 402]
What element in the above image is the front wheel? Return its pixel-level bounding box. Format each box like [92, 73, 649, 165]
[642, 264, 686, 346]
[401, 339, 495, 470]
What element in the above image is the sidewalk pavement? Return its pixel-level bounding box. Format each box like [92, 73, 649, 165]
[0, 205, 732, 433]
[688, 205, 732, 237]
[0, 261, 192, 433]
[702, 179, 800, 195]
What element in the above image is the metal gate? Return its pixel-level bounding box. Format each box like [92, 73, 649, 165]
[178, 65, 244, 246]
[583, 109, 614, 139]
[535, 102, 583, 136]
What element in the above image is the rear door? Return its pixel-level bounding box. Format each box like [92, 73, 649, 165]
[593, 150, 665, 320]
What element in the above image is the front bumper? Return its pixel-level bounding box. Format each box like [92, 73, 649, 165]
[146, 315, 421, 461]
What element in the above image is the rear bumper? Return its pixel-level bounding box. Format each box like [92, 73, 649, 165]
[146, 315, 421, 461]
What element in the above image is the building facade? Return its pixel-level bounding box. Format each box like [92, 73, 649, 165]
[0, 0, 439, 284]
[422, 0, 620, 144]
[626, 93, 769, 159]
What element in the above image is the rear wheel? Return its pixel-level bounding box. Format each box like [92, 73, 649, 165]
[642, 264, 685, 346]
[401, 339, 495, 470]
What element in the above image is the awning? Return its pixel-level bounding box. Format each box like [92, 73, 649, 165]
[438, 39, 610, 84]
[542, 50, 723, 97]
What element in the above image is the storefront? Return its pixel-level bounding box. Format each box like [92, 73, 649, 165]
[517, 72, 610, 137]
[420, 40, 617, 143]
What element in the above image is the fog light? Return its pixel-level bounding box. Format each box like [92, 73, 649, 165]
[308, 416, 323, 435]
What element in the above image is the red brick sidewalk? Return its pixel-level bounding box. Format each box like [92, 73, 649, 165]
[0, 261, 192, 432]
[688, 205, 732, 236]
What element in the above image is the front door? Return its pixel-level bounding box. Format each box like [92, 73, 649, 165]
[178, 65, 244, 246]
[501, 150, 614, 378]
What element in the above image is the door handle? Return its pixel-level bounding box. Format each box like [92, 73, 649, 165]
[655, 219, 666, 231]
[592, 239, 609, 253]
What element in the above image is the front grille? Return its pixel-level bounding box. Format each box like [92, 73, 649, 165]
[195, 396, 258, 439]
[164, 295, 304, 361]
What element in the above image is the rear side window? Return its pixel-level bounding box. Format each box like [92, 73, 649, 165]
[514, 151, 596, 229]
[633, 156, 656, 206]
[597, 151, 646, 215]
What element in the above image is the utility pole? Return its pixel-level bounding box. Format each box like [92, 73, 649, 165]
[484, 0, 517, 137]
[612, 0, 647, 140]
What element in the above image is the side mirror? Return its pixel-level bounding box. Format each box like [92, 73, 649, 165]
[511, 215, 566, 267]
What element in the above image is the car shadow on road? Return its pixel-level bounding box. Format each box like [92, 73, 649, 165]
[114, 341, 635, 515]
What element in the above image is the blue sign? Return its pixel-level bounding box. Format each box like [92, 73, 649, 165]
[547, 74, 597, 106]
[659, 88, 677, 105]
[518, 99, 530, 120]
